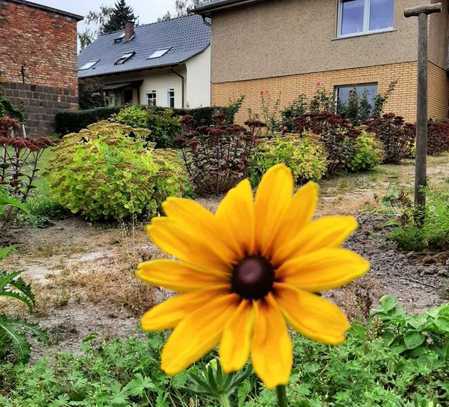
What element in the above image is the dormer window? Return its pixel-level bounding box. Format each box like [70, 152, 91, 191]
[115, 51, 135, 65]
[79, 60, 100, 71]
[148, 48, 170, 59]
[114, 33, 125, 44]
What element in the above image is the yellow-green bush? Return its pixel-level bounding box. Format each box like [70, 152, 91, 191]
[249, 134, 327, 186]
[349, 131, 384, 172]
[46, 121, 190, 221]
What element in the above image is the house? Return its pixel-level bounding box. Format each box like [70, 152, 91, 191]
[78, 15, 211, 109]
[195, 0, 449, 123]
[0, 0, 82, 136]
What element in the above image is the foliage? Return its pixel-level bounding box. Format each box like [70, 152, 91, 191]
[78, 6, 114, 50]
[366, 113, 415, 164]
[249, 134, 327, 186]
[0, 96, 23, 122]
[426, 120, 449, 156]
[115, 105, 149, 128]
[281, 95, 308, 132]
[79, 78, 107, 110]
[387, 188, 449, 251]
[101, 0, 137, 34]
[47, 121, 190, 221]
[2, 301, 449, 405]
[349, 131, 383, 173]
[55, 107, 120, 135]
[0, 248, 45, 364]
[159, 0, 201, 21]
[178, 115, 263, 195]
[294, 112, 360, 175]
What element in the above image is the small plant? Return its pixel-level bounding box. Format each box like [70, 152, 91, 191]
[249, 134, 327, 186]
[349, 131, 383, 172]
[47, 121, 190, 221]
[281, 95, 308, 132]
[426, 119, 449, 156]
[0, 96, 24, 122]
[114, 104, 149, 128]
[0, 247, 45, 363]
[366, 113, 415, 164]
[178, 114, 263, 195]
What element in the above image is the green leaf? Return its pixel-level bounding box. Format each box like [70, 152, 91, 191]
[404, 332, 426, 350]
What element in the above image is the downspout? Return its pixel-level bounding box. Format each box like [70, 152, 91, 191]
[171, 68, 185, 108]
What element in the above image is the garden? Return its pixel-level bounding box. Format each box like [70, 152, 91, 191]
[2, 86, 449, 406]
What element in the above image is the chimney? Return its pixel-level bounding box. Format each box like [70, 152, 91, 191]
[124, 21, 135, 42]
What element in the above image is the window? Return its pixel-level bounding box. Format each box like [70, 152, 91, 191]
[115, 51, 135, 65]
[338, 0, 394, 37]
[148, 48, 170, 59]
[79, 60, 99, 71]
[335, 83, 378, 111]
[168, 89, 175, 108]
[114, 33, 125, 44]
[147, 91, 157, 106]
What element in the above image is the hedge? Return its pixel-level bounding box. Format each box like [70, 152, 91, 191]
[55, 107, 120, 135]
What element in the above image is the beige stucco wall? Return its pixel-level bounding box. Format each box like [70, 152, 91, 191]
[429, 0, 448, 69]
[211, 0, 425, 84]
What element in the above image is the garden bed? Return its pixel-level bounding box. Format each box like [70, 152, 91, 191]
[2, 155, 449, 360]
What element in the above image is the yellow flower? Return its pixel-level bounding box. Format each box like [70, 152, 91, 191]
[137, 164, 369, 389]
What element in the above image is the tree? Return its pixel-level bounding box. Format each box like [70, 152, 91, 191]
[102, 0, 137, 34]
[78, 6, 114, 51]
[158, 0, 201, 21]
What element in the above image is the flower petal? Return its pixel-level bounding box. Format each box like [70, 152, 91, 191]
[277, 249, 370, 292]
[272, 216, 358, 266]
[215, 179, 255, 257]
[161, 294, 240, 375]
[137, 260, 230, 293]
[140, 288, 230, 331]
[148, 217, 232, 274]
[163, 198, 238, 260]
[254, 164, 294, 257]
[273, 182, 319, 249]
[251, 294, 292, 389]
[219, 300, 254, 373]
[275, 284, 350, 345]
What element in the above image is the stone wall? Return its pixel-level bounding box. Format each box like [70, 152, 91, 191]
[0, 0, 81, 136]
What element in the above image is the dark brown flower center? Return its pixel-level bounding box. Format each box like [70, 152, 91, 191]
[231, 256, 275, 300]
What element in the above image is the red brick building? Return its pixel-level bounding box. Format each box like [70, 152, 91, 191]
[0, 0, 82, 136]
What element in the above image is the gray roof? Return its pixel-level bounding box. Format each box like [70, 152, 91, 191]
[78, 14, 210, 79]
[194, 0, 267, 16]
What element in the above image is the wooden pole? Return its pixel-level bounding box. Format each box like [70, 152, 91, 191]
[404, 3, 442, 226]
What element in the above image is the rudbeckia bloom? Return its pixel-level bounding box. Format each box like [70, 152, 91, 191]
[137, 164, 369, 389]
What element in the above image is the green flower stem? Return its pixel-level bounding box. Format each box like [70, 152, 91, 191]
[219, 394, 231, 407]
[276, 385, 289, 407]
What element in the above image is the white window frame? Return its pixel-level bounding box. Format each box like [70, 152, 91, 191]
[115, 51, 135, 65]
[147, 90, 157, 107]
[337, 0, 395, 39]
[148, 48, 171, 59]
[79, 60, 99, 71]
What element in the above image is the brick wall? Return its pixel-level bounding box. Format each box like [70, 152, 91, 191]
[212, 61, 447, 125]
[0, 0, 80, 136]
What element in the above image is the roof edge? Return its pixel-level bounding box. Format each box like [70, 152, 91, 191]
[4, 0, 83, 21]
[194, 0, 266, 16]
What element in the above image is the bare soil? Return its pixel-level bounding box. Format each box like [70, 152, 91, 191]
[2, 155, 449, 358]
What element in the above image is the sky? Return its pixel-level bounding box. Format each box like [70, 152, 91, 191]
[31, 0, 178, 30]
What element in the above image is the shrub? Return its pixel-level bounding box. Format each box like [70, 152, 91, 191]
[281, 95, 308, 132]
[294, 112, 360, 175]
[114, 105, 148, 128]
[0, 96, 23, 122]
[55, 107, 120, 135]
[427, 119, 449, 156]
[386, 189, 449, 251]
[178, 115, 262, 195]
[46, 121, 190, 221]
[366, 113, 415, 164]
[349, 131, 383, 172]
[249, 134, 327, 186]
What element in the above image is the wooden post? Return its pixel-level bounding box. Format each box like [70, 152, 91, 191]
[404, 3, 442, 226]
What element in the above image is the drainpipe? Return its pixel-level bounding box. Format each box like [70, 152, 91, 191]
[171, 68, 185, 108]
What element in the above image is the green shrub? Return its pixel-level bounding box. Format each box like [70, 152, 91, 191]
[349, 131, 383, 172]
[387, 189, 449, 251]
[249, 134, 327, 186]
[114, 105, 148, 128]
[46, 121, 190, 222]
[0, 95, 23, 121]
[55, 107, 120, 135]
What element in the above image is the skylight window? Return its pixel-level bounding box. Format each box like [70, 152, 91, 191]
[115, 51, 135, 65]
[79, 60, 99, 71]
[148, 49, 170, 59]
[114, 33, 125, 44]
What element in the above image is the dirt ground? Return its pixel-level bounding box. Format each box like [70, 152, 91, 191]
[2, 155, 449, 358]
